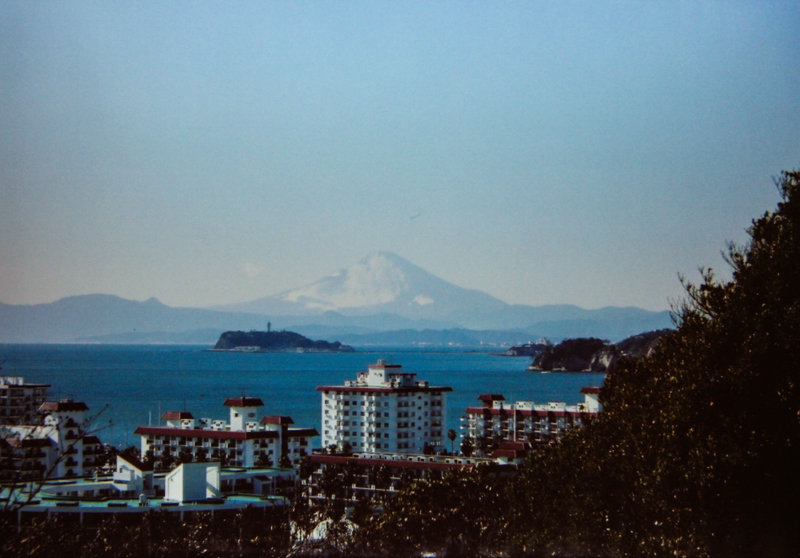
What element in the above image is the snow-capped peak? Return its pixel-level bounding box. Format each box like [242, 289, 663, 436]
[277, 252, 421, 310]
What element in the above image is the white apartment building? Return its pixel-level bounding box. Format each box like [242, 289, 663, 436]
[461, 387, 601, 446]
[2, 399, 104, 479]
[134, 397, 318, 469]
[317, 360, 452, 454]
[0, 376, 50, 425]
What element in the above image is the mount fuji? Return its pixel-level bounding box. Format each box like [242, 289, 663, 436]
[0, 252, 673, 343]
[214, 252, 509, 326]
[212, 252, 672, 336]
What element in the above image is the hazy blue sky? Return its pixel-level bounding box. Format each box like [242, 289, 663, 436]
[2, 1, 799, 311]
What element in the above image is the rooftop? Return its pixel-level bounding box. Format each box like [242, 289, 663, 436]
[223, 397, 265, 407]
[40, 400, 89, 413]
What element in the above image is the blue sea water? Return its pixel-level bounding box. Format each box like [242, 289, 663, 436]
[0, 344, 604, 448]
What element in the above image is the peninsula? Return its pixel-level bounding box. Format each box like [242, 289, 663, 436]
[211, 330, 355, 353]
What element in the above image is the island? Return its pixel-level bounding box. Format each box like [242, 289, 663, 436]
[527, 329, 672, 372]
[211, 330, 356, 353]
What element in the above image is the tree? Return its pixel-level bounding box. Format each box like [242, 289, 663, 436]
[460, 435, 474, 457]
[476, 435, 490, 457]
[218, 450, 229, 468]
[177, 447, 194, 465]
[159, 448, 175, 470]
[194, 447, 208, 463]
[143, 448, 155, 469]
[1, 404, 110, 513]
[342, 458, 362, 490]
[255, 452, 271, 467]
[319, 463, 344, 500]
[357, 467, 507, 557]
[298, 455, 317, 482]
[118, 445, 139, 462]
[447, 428, 457, 453]
[507, 169, 800, 558]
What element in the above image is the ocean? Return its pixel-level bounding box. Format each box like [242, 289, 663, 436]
[0, 344, 604, 448]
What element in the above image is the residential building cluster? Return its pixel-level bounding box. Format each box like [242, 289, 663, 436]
[1, 360, 603, 521]
[1, 377, 103, 481]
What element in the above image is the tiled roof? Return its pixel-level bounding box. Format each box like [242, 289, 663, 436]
[117, 452, 152, 472]
[162, 411, 195, 420]
[223, 397, 265, 407]
[39, 400, 89, 412]
[261, 415, 294, 426]
[287, 428, 319, 438]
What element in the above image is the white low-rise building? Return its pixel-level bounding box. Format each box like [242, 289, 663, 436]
[2, 399, 104, 480]
[135, 397, 318, 469]
[461, 387, 601, 446]
[0, 376, 50, 426]
[317, 360, 452, 454]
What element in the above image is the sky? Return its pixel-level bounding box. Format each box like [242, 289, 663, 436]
[1, 1, 799, 312]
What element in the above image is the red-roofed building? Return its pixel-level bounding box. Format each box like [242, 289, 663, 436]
[461, 388, 602, 449]
[2, 397, 105, 480]
[478, 394, 505, 407]
[135, 398, 318, 469]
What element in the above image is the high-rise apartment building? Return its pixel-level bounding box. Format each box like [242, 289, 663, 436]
[317, 360, 452, 454]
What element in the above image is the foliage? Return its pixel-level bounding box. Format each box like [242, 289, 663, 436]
[530, 337, 608, 371]
[460, 434, 474, 457]
[355, 467, 508, 557]
[346, 169, 800, 557]
[0, 507, 291, 558]
[507, 169, 800, 557]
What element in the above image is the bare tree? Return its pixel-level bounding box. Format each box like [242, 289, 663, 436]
[1, 403, 109, 513]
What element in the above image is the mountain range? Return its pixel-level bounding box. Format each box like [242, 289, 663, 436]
[0, 252, 673, 345]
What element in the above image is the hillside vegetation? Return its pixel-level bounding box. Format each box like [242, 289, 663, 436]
[528, 329, 672, 372]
